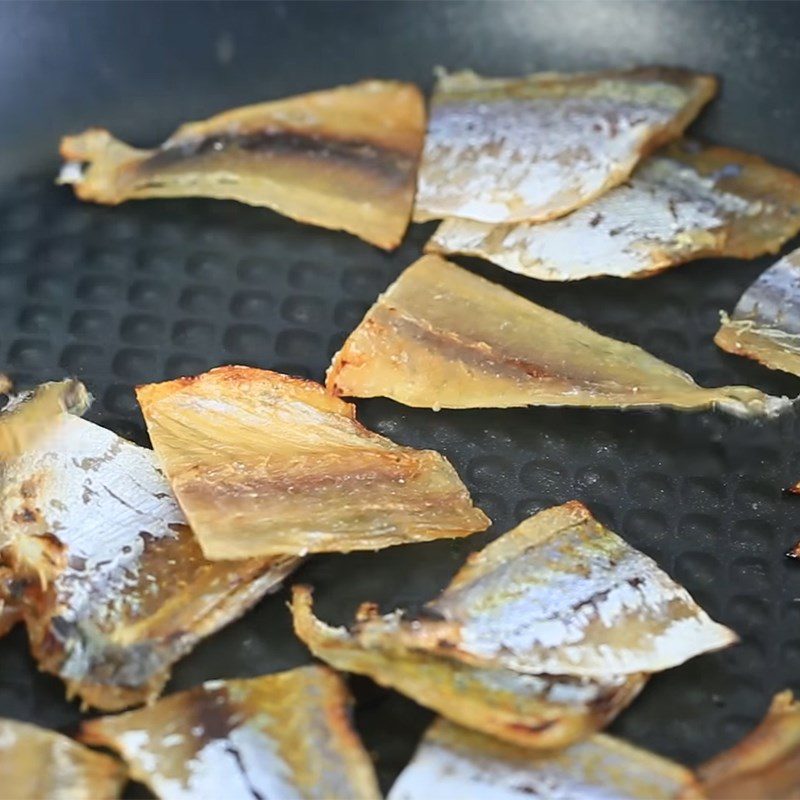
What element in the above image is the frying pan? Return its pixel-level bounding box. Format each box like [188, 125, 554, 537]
[1, 1, 800, 795]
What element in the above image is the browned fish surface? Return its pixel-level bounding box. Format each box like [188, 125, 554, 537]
[136, 366, 488, 560]
[0, 566, 21, 637]
[328, 255, 787, 416]
[292, 585, 646, 750]
[697, 691, 800, 799]
[59, 81, 425, 250]
[0, 717, 126, 800]
[414, 67, 716, 224]
[81, 667, 381, 800]
[427, 141, 800, 280]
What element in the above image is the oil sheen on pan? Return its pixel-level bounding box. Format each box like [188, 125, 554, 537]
[413, 66, 716, 224]
[58, 80, 425, 250]
[135, 366, 489, 560]
[0, 717, 127, 800]
[291, 585, 646, 750]
[715, 246, 800, 377]
[0, 391, 299, 711]
[81, 666, 381, 800]
[426, 140, 800, 280]
[327, 254, 789, 416]
[387, 718, 703, 800]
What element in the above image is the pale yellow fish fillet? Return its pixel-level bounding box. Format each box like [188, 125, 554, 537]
[136, 366, 489, 560]
[292, 585, 646, 750]
[81, 666, 381, 800]
[327, 255, 788, 417]
[387, 718, 703, 800]
[413, 66, 716, 224]
[58, 81, 425, 250]
[427, 141, 800, 280]
[0, 717, 126, 800]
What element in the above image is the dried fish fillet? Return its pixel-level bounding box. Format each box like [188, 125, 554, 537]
[292, 585, 645, 750]
[0, 717, 126, 800]
[697, 691, 800, 799]
[388, 718, 702, 800]
[81, 667, 381, 800]
[715, 246, 800, 377]
[136, 366, 488, 560]
[327, 255, 788, 417]
[1, 406, 298, 710]
[427, 141, 800, 280]
[413, 67, 716, 224]
[59, 81, 425, 250]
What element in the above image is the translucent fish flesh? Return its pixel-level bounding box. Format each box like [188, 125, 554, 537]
[59, 81, 425, 250]
[327, 255, 788, 417]
[136, 366, 489, 560]
[387, 718, 702, 800]
[81, 666, 381, 800]
[1, 405, 298, 710]
[0, 717, 126, 800]
[413, 67, 716, 224]
[292, 585, 645, 750]
[715, 246, 800, 377]
[427, 141, 800, 280]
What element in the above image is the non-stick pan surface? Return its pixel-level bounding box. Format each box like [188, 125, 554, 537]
[1, 1, 800, 795]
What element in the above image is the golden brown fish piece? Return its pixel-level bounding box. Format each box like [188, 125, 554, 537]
[58, 81, 425, 250]
[427, 141, 800, 280]
[387, 718, 703, 800]
[136, 366, 488, 560]
[697, 691, 800, 799]
[292, 585, 646, 750]
[413, 67, 716, 225]
[81, 667, 381, 800]
[0, 717, 126, 800]
[0, 374, 11, 394]
[327, 255, 788, 417]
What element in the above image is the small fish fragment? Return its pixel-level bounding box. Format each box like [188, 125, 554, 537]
[715, 246, 800, 377]
[327, 255, 788, 417]
[413, 66, 716, 224]
[59, 81, 425, 250]
[81, 666, 381, 800]
[427, 141, 800, 280]
[697, 691, 800, 799]
[0, 566, 21, 637]
[0, 717, 126, 800]
[292, 585, 646, 750]
[387, 718, 702, 800]
[136, 366, 488, 560]
[0, 373, 11, 394]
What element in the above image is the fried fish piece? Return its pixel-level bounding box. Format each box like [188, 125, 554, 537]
[697, 691, 800, 800]
[136, 366, 488, 560]
[0, 717, 126, 800]
[327, 255, 788, 417]
[413, 67, 716, 225]
[1, 404, 298, 710]
[715, 246, 800, 377]
[292, 585, 646, 750]
[427, 141, 800, 280]
[387, 718, 702, 800]
[81, 667, 381, 800]
[58, 81, 425, 250]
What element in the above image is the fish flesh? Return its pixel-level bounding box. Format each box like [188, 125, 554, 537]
[414, 67, 716, 224]
[136, 366, 489, 560]
[59, 81, 425, 250]
[81, 666, 381, 800]
[327, 255, 788, 417]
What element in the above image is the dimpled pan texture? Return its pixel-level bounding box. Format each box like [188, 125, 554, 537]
[136, 366, 489, 560]
[58, 80, 425, 250]
[0, 717, 126, 800]
[427, 140, 800, 281]
[387, 718, 702, 800]
[327, 254, 788, 416]
[81, 666, 381, 800]
[413, 66, 716, 224]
